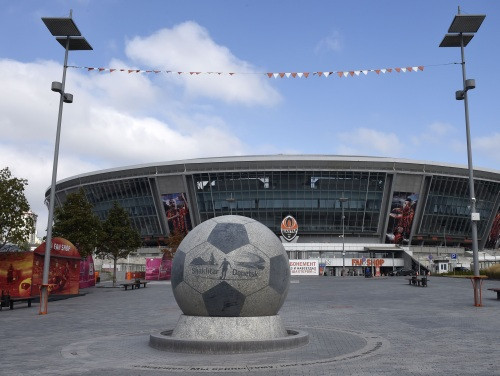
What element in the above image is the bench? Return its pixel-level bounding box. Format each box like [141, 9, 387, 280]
[488, 288, 500, 299]
[407, 276, 428, 287]
[1, 292, 34, 311]
[120, 281, 148, 290]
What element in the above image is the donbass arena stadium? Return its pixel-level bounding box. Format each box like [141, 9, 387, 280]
[46, 155, 500, 276]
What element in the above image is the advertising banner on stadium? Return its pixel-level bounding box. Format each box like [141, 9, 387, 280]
[161, 193, 192, 234]
[289, 259, 319, 275]
[486, 208, 500, 249]
[386, 192, 419, 245]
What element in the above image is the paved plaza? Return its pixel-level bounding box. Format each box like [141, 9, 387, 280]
[1, 276, 499, 376]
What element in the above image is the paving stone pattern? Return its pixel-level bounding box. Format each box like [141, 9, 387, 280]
[1, 276, 499, 375]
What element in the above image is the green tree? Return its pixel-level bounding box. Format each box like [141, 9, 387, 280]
[0, 167, 34, 249]
[52, 189, 102, 258]
[96, 202, 141, 286]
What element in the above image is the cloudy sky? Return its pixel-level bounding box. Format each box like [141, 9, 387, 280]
[1, 0, 499, 237]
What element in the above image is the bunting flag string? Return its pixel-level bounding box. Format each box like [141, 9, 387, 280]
[67, 62, 458, 78]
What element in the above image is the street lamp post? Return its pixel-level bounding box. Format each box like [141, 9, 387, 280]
[40, 12, 92, 314]
[226, 195, 236, 215]
[339, 197, 348, 276]
[439, 7, 485, 306]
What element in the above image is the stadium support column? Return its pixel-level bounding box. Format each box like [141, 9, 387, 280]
[339, 197, 348, 276]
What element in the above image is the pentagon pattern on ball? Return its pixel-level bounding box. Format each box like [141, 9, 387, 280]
[207, 222, 249, 254]
[202, 281, 246, 317]
[171, 215, 290, 317]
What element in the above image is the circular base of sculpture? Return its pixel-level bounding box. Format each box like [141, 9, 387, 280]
[149, 315, 308, 354]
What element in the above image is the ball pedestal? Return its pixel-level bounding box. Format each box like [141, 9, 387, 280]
[150, 314, 309, 354]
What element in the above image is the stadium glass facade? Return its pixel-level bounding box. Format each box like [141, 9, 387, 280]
[192, 171, 386, 236]
[46, 155, 500, 253]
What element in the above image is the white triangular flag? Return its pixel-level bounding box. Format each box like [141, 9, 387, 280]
[401, 68, 407, 72]
[362, 70, 368, 75]
[285, 73, 291, 78]
[297, 72, 303, 78]
[381, 69, 387, 74]
[343, 72, 349, 77]
[355, 71, 360, 76]
[273, 73, 279, 79]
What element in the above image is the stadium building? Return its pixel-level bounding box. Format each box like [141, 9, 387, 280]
[45, 155, 500, 276]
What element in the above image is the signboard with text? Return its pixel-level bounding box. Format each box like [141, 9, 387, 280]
[289, 259, 319, 275]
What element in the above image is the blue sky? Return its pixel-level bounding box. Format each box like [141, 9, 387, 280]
[1, 0, 499, 236]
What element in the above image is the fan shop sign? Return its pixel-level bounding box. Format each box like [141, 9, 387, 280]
[289, 260, 319, 275]
[352, 258, 385, 267]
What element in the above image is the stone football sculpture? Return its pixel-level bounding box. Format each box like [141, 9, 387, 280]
[171, 215, 290, 317]
[150, 215, 308, 353]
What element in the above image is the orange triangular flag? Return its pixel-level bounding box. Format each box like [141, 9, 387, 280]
[291, 72, 297, 78]
[110, 69, 116, 73]
[349, 71, 355, 76]
[337, 72, 343, 77]
[375, 69, 381, 74]
[303, 72, 309, 78]
[98, 68, 105, 72]
[267, 73, 273, 78]
[279, 73, 285, 78]
[395, 68, 401, 73]
[387, 68, 392, 73]
[418, 66, 424, 71]
[317, 72, 323, 76]
[406, 67, 413, 72]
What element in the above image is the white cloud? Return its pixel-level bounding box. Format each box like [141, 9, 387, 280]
[125, 21, 281, 106]
[411, 121, 456, 147]
[475, 133, 500, 163]
[315, 31, 343, 54]
[336, 127, 402, 156]
[0, 54, 248, 237]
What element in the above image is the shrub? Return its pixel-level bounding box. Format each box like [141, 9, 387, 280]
[484, 264, 500, 279]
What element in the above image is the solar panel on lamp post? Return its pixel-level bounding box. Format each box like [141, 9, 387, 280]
[439, 7, 485, 307]
[39, 11, 92, 314]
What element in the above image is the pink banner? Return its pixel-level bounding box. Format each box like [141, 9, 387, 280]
[79, 255, 95, 289]
[145, 256, 172, 280]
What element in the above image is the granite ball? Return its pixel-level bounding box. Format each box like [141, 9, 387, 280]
[171, 215, 290, 317]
